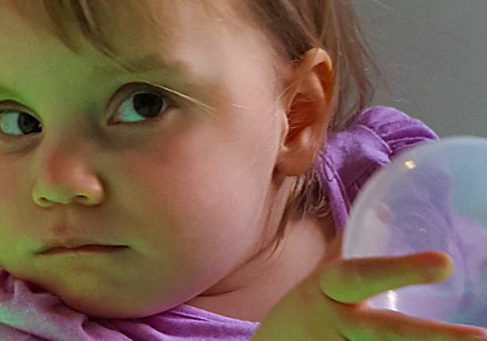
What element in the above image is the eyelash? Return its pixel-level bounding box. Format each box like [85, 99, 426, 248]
[0, 83, 178, 142]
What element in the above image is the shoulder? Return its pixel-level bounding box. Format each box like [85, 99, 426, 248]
[315, 106, 439, 232]
[323, 105, 439, 186]
[352, 105, 439, 155]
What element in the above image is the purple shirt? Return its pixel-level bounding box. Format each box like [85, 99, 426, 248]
[0, 106, 438, 340]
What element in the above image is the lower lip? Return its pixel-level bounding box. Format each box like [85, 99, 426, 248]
[42, 245, 128, 255]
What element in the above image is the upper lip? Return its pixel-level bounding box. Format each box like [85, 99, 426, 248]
[37, 238, 126, 254]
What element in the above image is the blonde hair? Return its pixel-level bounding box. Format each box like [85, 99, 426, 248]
[29, 0, 382, 254]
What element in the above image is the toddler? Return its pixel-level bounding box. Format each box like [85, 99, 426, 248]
[0, 0, 486, 340]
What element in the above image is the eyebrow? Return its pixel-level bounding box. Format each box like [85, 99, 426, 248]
[0, 55, 215, 114]
[105, 55, 216, 113]
[0, 85, 24, 103]
[110, 55, 215, 112]
[0, 55, 179, 98]
[101, 53, 180, 75]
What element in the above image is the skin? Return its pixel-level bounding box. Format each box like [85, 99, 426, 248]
[0, 1, 335, 320]
[254, 235, 487, 340]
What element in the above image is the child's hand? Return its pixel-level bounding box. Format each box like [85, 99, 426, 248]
[252, 230, 487, 341]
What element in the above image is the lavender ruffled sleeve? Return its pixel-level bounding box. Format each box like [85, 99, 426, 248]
[315, 106, 439, 233]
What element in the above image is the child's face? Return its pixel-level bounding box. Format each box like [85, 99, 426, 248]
[0, 2, 294, 318]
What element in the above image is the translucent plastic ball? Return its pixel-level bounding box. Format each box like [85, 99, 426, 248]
[343, 136, 487, 328]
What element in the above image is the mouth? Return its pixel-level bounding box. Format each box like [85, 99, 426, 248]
[40, 245, 128, 255]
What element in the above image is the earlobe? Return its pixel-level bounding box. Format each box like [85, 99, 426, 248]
[275, 48, 334, 177]
[276, 126, 317, 176]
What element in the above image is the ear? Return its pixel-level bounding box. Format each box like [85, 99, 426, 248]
[275, 47, 335, 176]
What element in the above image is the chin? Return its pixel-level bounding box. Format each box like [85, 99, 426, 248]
[60, 298, 137, 319]
[60, 294, 183, 319]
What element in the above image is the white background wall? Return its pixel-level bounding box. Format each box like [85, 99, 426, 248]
[352, 0, 487, 137]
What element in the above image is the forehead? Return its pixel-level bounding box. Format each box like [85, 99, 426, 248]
[9, 1, 250, 54]
[5, 0, 269, 80]
[0, 1, 282, 111]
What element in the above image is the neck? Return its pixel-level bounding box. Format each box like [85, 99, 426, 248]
[185, 213, 334, 322]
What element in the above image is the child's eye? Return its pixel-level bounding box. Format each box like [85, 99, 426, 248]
[109, 86, 174, 125]
[0, 85, 174, 140]
[0, 111, 42, 138]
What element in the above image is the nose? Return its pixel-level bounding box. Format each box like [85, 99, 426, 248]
[33, 185, 104, 207]
[32, 152, 104, 208]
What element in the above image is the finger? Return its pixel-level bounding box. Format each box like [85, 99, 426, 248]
[319, 250, 454, 303]
[340, 308, 487, 341]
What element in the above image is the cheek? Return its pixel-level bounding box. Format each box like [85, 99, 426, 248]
[0, 160, 22, 207]
[118, 140, 269, 274]
[0, 162, 29, 255]
[135, 155, 266, 250]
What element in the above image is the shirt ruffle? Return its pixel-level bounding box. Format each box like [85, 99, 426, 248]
[315, 106, 439, 233]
